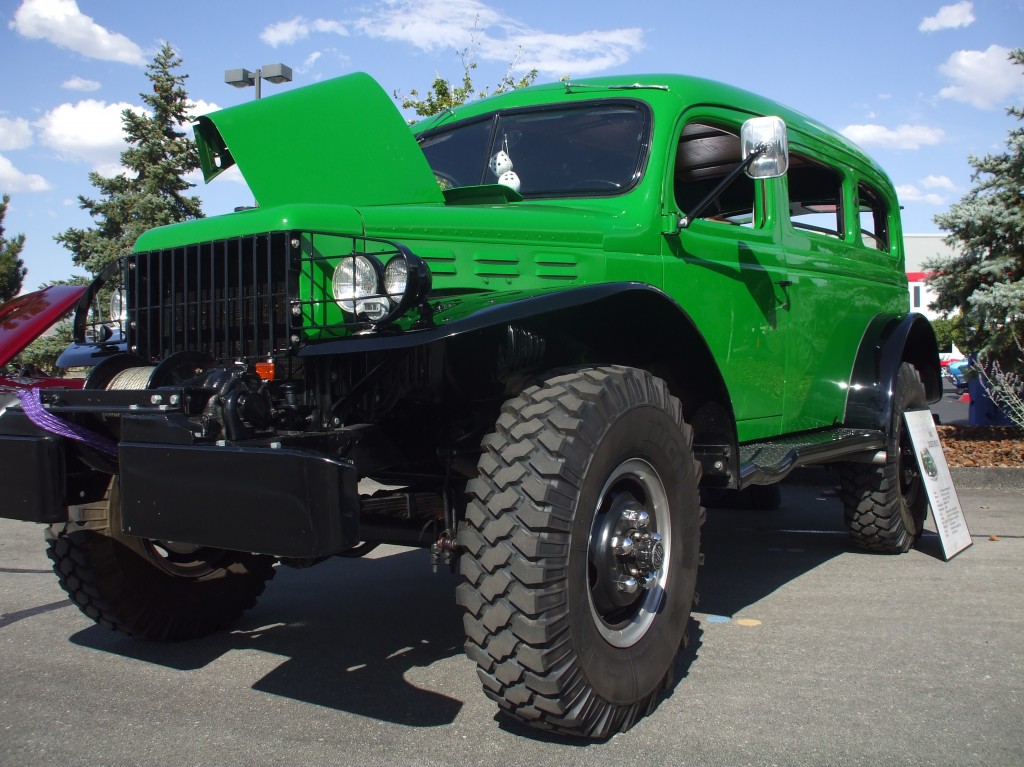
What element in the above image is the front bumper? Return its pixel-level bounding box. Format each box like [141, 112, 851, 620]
[0, 408, 360, 558]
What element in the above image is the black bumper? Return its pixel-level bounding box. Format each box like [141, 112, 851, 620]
[119, 442, 359, 558]
[0, 411, 360, 558]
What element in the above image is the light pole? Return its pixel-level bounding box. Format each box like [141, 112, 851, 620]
[224, 63, 293, 100]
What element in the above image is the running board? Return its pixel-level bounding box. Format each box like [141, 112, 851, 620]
[738, 428, 886, 487]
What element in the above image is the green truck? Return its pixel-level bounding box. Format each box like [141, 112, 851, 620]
[0, 72, 940, 738]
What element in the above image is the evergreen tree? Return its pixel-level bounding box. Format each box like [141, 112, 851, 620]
[926, 48, 1024, 367]
[0, 193, 28, 302]
[55, 42, 203, 277]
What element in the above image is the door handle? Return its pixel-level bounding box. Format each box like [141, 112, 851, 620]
[774, 280, 792, 309]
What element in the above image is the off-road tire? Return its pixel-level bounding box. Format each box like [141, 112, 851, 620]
[46, 478, 275, 641]
[838, 362, 929, 553]
[457, 366, 702, 738]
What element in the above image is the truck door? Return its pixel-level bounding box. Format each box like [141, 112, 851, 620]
[663, 116, 789, 442]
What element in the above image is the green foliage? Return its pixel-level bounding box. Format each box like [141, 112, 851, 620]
[925, 48, 1024, 367]
[930, 316, 968, 354]
[54, 43, 203, 278]
[0, 193, 27, 302]
[396, 42, 538, 119]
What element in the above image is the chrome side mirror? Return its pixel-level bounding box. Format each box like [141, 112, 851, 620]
[741, 116, 788, 179]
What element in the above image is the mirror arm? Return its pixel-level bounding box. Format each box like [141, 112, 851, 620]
[678, 144, 766, 230]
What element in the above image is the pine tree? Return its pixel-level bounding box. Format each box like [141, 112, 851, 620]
[0, 193, 28, 302]
[55, 42, 203, 277]
[926, 48, 1024, 367]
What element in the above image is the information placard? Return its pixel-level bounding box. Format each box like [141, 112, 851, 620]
[903, 409, 973, 560]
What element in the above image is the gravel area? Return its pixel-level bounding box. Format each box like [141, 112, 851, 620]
[937, 424, 1024, 467]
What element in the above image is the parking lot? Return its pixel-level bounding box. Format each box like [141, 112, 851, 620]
[1, 475, 1022, 767]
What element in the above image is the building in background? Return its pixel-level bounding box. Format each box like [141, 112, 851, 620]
[904, 233, 956, 322]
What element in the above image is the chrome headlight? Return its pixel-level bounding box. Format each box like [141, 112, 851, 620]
[384, 257, 408, 299]
[314, 239, 432, 327]
[109, 288, 127, 324]
[332, 255, 379, 312]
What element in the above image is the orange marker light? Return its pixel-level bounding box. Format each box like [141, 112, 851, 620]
[255, 361, 275, 381]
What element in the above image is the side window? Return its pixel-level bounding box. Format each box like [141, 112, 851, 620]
[857, 181, 890, 252]
[674, 122, 758, 226]
[786, 154, 843, 238]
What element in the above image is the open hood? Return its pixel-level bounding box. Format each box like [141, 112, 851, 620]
[194, 72, 445, 209]
[0, 285, 86, 368]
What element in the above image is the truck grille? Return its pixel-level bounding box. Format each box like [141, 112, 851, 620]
[126, 233, 293, 365]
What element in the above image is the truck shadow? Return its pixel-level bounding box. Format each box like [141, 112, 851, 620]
[71, 547, 468, 728]
[698, 483, 852, 617]
[697, 477, 944, 617]
[67, 478, 938, 733]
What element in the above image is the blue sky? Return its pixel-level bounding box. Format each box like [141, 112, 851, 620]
[1, 0, 1023, 289]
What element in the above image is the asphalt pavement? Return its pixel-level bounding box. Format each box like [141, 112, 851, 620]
[931, 379, 970, 426]
[1, 475, 1021, 767]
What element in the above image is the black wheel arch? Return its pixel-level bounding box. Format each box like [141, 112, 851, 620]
[846, 312, 942, 434]
[429, 283, 738, 450]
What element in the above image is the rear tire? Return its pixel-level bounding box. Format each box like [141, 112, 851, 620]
[839, 362, 929, 553]
[47, 478, 275, 641]
[458, 366, 702, 738]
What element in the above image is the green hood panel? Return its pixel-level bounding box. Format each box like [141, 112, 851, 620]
[194, 72, 444, 208]
[134, 204, 366, 252]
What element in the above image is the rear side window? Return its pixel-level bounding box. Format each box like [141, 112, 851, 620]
[786, 154, 843, 239]
[857, 181, 890, 252]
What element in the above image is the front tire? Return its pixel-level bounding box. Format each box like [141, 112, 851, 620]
[458, 366, 702, 738]
[47, 478, 275, 641]
[839, 362, 929, 553]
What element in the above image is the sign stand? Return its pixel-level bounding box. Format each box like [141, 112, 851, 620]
[903, 409, 973, 560]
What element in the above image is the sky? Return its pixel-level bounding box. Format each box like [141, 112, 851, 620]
[1, 0, 1023, 290]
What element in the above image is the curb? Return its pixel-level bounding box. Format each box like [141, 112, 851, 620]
[949, 467, 1024, 490]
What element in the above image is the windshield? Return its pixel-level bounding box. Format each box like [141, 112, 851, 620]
[419, 102, 649, 198]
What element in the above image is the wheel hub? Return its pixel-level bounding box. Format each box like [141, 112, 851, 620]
[587, 458, 672, 648]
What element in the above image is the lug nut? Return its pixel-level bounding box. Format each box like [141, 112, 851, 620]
[622, 508, 650, 530]
[611, 536, 634, 556]
[615, 576, 639, 594]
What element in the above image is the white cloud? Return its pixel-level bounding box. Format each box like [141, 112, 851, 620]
[840, 123, 945, 150]
[186, 99, 222, 119]
[897, 184, 946, 205]
[296, 51, 322, 74]
[919, 2, 975, 32]
[501, 28, 644, 76]
[0, 153, 51, 192]
[36, 99, 142, 174]
[355, 0, 643, 76]
[9, 0, 145, 65]
[261, 16, 348, 47]
[921, 174, 955, 190]
[938, 45, 1024, 109]
[61, 75, 101, 91]
[356, 0, 505, 51]
[0, 117, 34, 151]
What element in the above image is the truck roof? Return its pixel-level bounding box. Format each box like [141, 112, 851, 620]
[414, 72, 891, 186]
